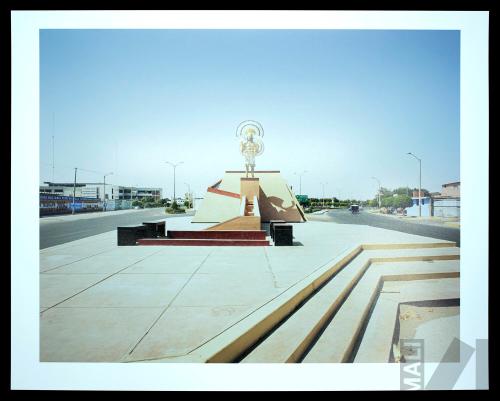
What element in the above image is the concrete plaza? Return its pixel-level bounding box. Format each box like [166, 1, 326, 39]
[40, 215, 457, 362]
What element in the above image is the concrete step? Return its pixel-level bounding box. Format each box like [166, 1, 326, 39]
[302, 258, 460, 363]
[137, 238, 270, 246]
[174, 242, 458, 363]
[239, 246, 459, 363]
[352, 277, 459, 363]
[167, 230, 267, 240]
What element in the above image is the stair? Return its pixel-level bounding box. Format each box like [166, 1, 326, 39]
[137, 229, 269, 246]
[137, 238, 269, 246]
[245, 201, 255, 216]
[171, 242, 460, 362]
[167, 230, 267, 240]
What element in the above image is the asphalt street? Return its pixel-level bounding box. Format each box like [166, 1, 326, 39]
[40, 208, 460, 250]
[324, 209, 460, 246]
[40, 208, 194, 249]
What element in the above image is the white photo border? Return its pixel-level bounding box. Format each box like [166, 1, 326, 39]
[11, 10, 489, 390]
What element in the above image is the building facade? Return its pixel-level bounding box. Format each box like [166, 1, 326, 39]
[41, 182, 162, 202]
[406, 196, 432, 217]
[441, 181, 460, 198]
[108, 186, 162, 201]
[431, 181, 460, 217]
[405, 181, 461, 218]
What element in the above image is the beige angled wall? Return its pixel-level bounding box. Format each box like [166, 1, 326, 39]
[191, 191, 241, 223]
[193, 171, 305, 223]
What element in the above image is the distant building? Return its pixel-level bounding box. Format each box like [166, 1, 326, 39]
[107, 185, 162, 201]
[40, 182, 162, 202]
[440, 181, 460, 198]
[406, 196, 432, 217]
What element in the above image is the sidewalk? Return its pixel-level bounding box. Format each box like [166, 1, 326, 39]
[368, 209, 460, 228]
[39, 215, 454, 362]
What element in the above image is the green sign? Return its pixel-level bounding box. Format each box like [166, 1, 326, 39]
[295, 195, 309, 203]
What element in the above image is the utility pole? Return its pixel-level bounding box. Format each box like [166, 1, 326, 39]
[72, 167, 77, 214]
[320, 182, 327, 208]
[165, 161, 183, 204]
[294, 171, 307, 195]
[52, 112, 55, 182]
[407, 152, 422, 217]
[371, 176, 381, 209]
[103, 172, 113, 211]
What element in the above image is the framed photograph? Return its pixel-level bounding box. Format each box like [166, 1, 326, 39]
[10, 9, 489, 391]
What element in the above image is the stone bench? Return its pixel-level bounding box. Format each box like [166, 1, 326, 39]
[269, 220, 286, 240]
[142, 220, 166, 238]
[117, 225, 148, 246]
[273, 223, 293, 246]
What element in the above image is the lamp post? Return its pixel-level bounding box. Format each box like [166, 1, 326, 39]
[371, 176, 381, 209]
[103, 172, 113, 211]
[71, 168, 78, 214]
[184, 182, 192, 209]
[320, 182, 327, 208]
[165, 161, 183, 204]
[407, 152, 422, 217]
[294, 171, 307, 195]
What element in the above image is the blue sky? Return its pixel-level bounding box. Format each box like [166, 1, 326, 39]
[40, 29, 459, 200]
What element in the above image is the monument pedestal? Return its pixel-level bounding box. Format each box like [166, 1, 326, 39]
[240, 177, 260, 200]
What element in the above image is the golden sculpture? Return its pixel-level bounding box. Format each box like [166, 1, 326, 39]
[237, 121, 264, 178]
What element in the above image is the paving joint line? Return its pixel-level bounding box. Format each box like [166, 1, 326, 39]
[124, 249, 215, 360]
[40, 248, 118, 273]
[40, 248, 166, 313]
[263, 247, 278, 288]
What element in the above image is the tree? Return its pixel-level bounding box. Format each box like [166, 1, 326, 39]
[379, 187, 393, 197]
[393, 194, 413, 209]
[393, 187, 411, 196]
[381, 196, 394, 208]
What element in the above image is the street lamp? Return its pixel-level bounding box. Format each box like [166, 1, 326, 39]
[103, 172, 113, 211]
[294, 171, 308, 195]
[165, 161, 183, 204]
[371, 176, 381, 209]
[184, 182, 192, 209]
[406, 152, 422, 217]
[72, 167, 78, 214]
[320, 182, 328, 208]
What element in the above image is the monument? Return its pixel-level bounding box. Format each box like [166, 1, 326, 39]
[130, 121, 305, 246]
[193, 121, 306, 225]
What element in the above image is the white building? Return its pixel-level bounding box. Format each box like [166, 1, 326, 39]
[40, 182, 162, 202]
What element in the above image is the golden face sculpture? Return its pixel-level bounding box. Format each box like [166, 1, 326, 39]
[245, 127, 256, 141]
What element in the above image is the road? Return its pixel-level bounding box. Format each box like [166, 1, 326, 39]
[40, 208, 460, 249]
[40, 208, 194, 249]
[323, 209, 460, 246]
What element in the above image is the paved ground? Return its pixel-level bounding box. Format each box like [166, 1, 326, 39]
[317, 209, 460, 246]
[40, 216, 454, 362]
[40, 208, 194, 249]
